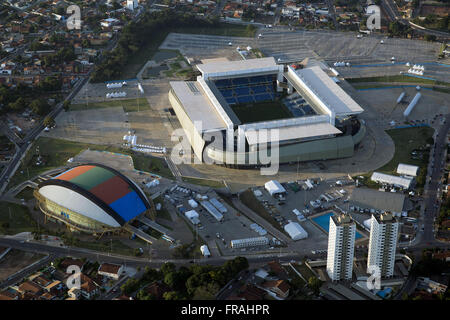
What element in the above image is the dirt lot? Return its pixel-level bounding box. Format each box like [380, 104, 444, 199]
[0, 249, 45, 281]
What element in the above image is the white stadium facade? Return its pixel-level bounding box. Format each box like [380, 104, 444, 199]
[168, 57, 366, 167]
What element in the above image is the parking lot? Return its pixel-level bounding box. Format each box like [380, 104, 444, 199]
[160, 186, 283, 256]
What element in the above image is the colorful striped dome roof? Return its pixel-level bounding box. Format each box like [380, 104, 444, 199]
[40, 164, 150, 226]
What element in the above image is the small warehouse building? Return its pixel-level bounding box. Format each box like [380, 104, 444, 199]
[284, 222, 308, 240]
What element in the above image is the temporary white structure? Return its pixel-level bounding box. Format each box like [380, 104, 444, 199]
[188, 199, 198, 208]
[200, 201, 223, 222]
[253, 189, 263, 197]
[403, 92, 421, 117]
[397, 163, 419, 177]
[396, 92, 405, 104]
[284, 222, 308, 240]
[185, 210, 200, 225]
[200, 245, 210, 257]
[264, 180, 286, 196]
[210, 198, 227, 213]
[230, 237, 269, 248]
[185, 210, 199, 219]
[371, 172, 413, 189]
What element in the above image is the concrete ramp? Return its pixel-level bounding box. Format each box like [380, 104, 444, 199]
[136, 217, 175, 243]
[124, 225, 154, 244]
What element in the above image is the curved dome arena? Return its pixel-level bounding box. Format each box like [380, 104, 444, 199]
[35, 163, 150, 233]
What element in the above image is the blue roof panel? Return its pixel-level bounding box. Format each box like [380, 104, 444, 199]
[109, 191, 147, 222]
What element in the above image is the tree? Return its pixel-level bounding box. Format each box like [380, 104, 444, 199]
[307, 276, 322, 295]
[163, 291, 181, 300]
[192, 282, 221, 300]
[30, 98, 50, 116]
[63, 100, 71, 112]
[8, 97, 26, 112]
[43, 116, 55, 128]
[120, 278, 139, 295]
[160, 262, 176, 275]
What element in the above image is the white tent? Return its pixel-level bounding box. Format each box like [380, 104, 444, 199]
[185, 210, 199, 219]
[200, 245, 210, 257]
[188, 199, 198, 208]
[292, 209, 301, 216]
[371, 172, 413, 189]
[284, 222, 308, 240]
[253, 190, 263, 197]
[264, 180, 286, 196]
[397, 163, 419, 177]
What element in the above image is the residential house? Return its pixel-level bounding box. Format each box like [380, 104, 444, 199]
[59, 258, 85, 272]
[0, 290, 19, 300]
[262, 280, 290, 299]
[17, 280, 43, 299]
[44, 280, 65, 296]
[80, 274, 100, 300]
[237, 284, 266, 300]
[98, 263, 124, 281]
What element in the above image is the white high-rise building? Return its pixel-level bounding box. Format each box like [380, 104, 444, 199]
[367, 212, 399, 278]
[326, 214, 356, 281]
[127, 0, 138, 10]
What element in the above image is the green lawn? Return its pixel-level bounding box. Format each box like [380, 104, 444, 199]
[181, 177, 225, 189]
[70, 98, 150, 112]
[15, 187, 35, 201]
[75, 239, 136, 256]
[8, 137, 173, 189]
[0, 202, 36, 235]
[377, 126, 434, 174]
[232, 100, 293, 124]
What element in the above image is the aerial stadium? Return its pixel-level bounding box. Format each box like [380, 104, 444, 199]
[33, 163, 151, 236]
[168, 57, 367, 167]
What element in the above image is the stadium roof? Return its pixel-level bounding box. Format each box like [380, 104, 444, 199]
[293, 66, 364, 116]
[39, 164, 150, 226]
[244, 122, 341, 145]
[196, 57, 279, 77]
[170, 81, 229, 131]
[397, 163, 419, 177]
